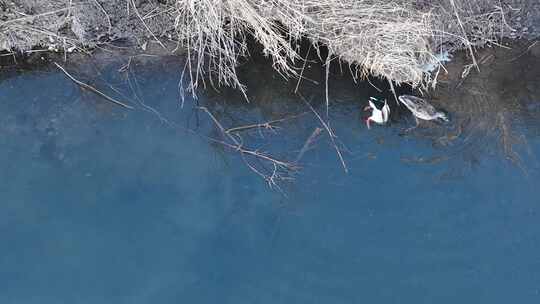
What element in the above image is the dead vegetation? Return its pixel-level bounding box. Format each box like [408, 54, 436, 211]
[0, 1, 178, 55]
[173, 0, 528, 97]
[197, 106, 298, 191]
[0, 0, 535, 91]
[2, 0, 534, 186]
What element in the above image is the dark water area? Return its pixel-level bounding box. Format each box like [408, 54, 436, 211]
[1, 45, 540, 303]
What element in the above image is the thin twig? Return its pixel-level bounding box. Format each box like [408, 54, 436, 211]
[204, 136, 296, 170]
[324, 53, 331, 117]
[127, 66, 171, 125]
[449, 0, 479, 72]
[225, 113, 306, 133]
[54, 62, 134, 109]
[508, 41, 539, 62]
[197, 106, 238, 144]
[0, 8, 71, 26]
[295, 44, 311, 94]
[366, 77, 383, 93]
[92, 0, 112, 35]
[226, 121, 280, 134]
[295, 127, 323, 163]
[300, 94, 348, 173]
[198, 107, 293, 167]
[388, 79, 399, 105]
[130, 0, 167, 50]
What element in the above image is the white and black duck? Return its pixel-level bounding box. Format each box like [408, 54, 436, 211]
[398, 95, 449, 127]
[364, 97, 390, 129]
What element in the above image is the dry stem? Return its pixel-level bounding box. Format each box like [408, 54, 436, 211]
[197, 106, 298, 189]
[55, 62, 134, 109]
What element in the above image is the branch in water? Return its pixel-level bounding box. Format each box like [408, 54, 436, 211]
[54, 62, 134, 110]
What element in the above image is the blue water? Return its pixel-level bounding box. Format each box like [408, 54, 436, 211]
[1, 53, 540, 303]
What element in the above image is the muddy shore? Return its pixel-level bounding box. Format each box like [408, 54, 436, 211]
[0, 1, 178, 54]
[1, 1, 539, 87]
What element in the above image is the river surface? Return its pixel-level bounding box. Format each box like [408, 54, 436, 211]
[1, 46, 540, 303]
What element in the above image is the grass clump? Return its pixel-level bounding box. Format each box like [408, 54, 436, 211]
[173, 0, 513, 95]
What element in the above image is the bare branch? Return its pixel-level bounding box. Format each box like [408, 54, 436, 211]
[300, 95, 348, 173]
[54, 62, 134, 110]
[225, 112, 306, 134]
[196, 106, 298, 188]
[295, 127, 323, 163]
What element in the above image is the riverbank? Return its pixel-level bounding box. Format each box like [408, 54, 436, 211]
[1, 34, 540, 304]
[1, 1, 539, 92]
[0, 30, 538, 185]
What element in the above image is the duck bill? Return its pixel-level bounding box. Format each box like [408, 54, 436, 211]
[363, 105, 372, 111]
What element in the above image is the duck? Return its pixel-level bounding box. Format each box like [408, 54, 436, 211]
[364, 97, 390, 129]
[398, 95, 449, 128]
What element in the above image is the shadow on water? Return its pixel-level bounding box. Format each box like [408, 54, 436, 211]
[420, 41, 540, 176]
[1, 42, 540, 303]
[199, 40, 540, 180]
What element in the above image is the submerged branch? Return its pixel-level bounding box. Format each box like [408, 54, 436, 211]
[295, 127, 323, 163]
[197, 106, 298, 189]
[225, 112, 307, 134]
[54, 62, 134, 110]
[300, 94, 348, 173]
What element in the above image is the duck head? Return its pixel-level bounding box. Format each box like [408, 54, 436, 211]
[436, 111, 450, 122]
[363, 97, 390, 128]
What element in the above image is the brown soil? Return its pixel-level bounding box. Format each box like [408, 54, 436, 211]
[0, 1, 538, 90]
[0, 0, 177, 54]
[1, 1, 538, 54]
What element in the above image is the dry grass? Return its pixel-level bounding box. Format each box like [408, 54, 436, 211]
[0, 0, 515, 94]
[173, 0, 513, 96]
[173, 0, 301, 99]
